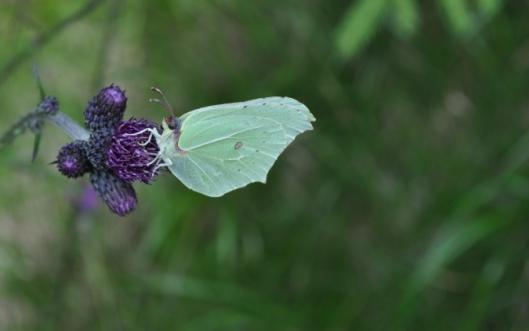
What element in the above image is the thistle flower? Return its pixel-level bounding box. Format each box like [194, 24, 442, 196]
[105, 119, 160, 184]
[54, 84, 161, 216]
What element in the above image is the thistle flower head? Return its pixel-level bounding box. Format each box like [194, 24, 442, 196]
[55, 84, 162, 216]
[56, 141, 91, 178]
[106, 119, 160, 184]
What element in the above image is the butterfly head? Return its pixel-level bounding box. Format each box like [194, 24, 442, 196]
[162, 116, 181, 133]
[149, 86, 180, 132]
[165, 116, 180, 131]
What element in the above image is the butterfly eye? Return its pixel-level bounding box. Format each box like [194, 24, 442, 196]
[165, 116, 175, 130]
[165, 116, 181, 132]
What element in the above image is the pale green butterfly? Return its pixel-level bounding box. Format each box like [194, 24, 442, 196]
[144, 88, 316, 197]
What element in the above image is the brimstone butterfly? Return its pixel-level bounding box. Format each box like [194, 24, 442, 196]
[143, 91, 315, 197]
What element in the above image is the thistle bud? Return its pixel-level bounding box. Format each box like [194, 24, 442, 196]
[89, 169, 137, 216]
[84, 84, 127, 132]
[36, 96, 59, 115]
[56, 141, 91, 178]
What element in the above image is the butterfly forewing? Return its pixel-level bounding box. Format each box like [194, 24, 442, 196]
[165, 97, 315, 197]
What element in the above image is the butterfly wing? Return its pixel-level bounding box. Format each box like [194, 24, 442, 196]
[165, 97, 315, 197]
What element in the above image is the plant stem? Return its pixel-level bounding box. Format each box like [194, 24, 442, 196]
[46, 112, 90, 141]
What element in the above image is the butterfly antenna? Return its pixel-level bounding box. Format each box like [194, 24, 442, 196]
[150, 86, 176, 117]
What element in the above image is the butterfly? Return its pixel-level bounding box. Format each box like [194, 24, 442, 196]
[142, 88, 316, 197]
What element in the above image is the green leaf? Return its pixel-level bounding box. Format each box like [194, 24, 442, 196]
[32, 63, 46, 101]
[31, 130, 42, 163]
[335, 0, 388, 58]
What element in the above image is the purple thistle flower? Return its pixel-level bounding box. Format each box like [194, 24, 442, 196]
[55, 84, 162, 216]
[56, 141, 92, 178]
[106, 119, 160, 184]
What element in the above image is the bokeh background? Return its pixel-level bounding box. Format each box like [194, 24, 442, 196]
[0, 0, 528, 330]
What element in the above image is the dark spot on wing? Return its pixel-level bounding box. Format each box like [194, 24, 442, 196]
[243, 105, 248, 108]
[234, 141, 243, 150]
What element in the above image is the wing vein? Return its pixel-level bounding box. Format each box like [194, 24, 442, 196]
[184, 124, 267, 151]
[187, 155, 217, 191]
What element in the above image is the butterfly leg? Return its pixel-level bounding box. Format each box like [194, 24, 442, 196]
[152, 158, 172, 174]
[138, 132, 154, 146]
[123, 128, 160, 147]
[123, 127, 153, 137]
[146, 153, 162, 166]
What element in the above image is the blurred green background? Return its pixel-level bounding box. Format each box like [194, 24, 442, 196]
[1, 0, 529, 330]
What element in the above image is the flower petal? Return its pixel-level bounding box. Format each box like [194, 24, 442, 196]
[106, 119, 160, 183]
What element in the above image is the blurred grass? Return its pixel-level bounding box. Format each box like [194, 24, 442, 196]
[1, 0, 529, 330]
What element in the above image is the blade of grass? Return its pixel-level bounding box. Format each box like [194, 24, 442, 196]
[335, 0, 388, 58]
[393, 0, 419, 37]
[397, 215, 507, 329]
